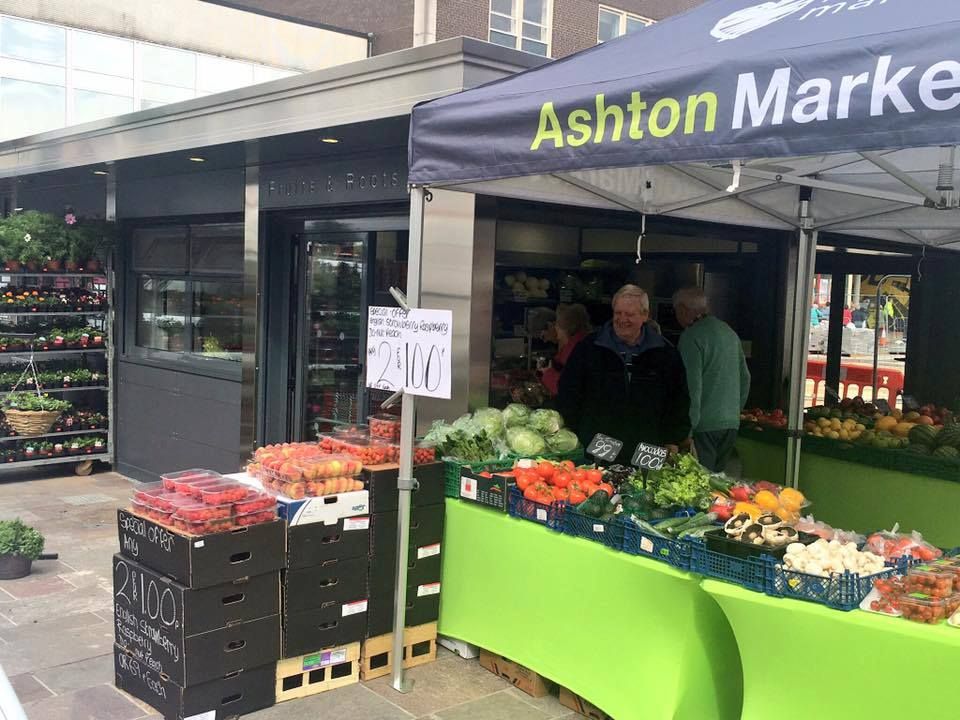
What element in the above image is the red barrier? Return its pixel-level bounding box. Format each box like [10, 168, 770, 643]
[806, 358, 904, 403]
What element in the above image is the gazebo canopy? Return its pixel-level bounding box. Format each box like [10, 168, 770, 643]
[409, 0, 960, 247]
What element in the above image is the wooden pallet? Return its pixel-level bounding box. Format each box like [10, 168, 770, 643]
[275, 642, 360, 703]
[360, 622, 438, 681]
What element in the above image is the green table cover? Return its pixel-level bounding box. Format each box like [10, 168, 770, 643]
[439, 499, 743, 720]
[703, 579, 960, 720]
[737, 438, 960, 548]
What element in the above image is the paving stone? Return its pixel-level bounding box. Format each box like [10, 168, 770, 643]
[504, 687, 571, 718]
[33, 653, 115, 694]
[0, 618, 113, 675]
[436, 691, 553, 720]
[24, 684, 144, 720]
[9, 673, 53, 704]
[0, 575, 73, 599]
[0, 585, 112, 625]
[365, 655, 509, 718]
[0, 611, 104, 642]
[250, 683, 413, 719]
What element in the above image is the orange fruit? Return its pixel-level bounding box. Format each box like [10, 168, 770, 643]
[779, 487, 805, 512]
[776, 506, 799, 524]
[754, 490, 779, 511]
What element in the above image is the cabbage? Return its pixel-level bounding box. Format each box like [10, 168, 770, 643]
[546, 428, 579, 453]
[528, 408, 563, 436]
[506, 426, 546, 456]
[502, 403, 531, 428]
[472, 407, 504, 438]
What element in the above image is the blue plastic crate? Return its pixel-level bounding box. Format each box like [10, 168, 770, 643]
[561, 506, 625, 550]
[690, 541, 770, 593]
[767, 563, 896, 611]
[507, 486, 566, 530]
[622, 520, 695, 570]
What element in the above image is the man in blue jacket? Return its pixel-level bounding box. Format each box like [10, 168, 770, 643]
[558, 285, 690, 461]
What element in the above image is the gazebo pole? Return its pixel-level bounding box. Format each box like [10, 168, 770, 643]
[785, 192, 817, 489]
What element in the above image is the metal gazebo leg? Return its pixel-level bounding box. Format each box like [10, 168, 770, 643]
[785, 194, 818, 489]
[390, 185, 427, 694]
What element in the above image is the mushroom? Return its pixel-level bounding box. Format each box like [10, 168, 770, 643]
[756, 513, 784, 530]
[742, 523, 765, 545]
[724, 513, 753, 538]
[762, 525, 797, 547]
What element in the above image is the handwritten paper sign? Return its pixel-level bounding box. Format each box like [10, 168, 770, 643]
[366, 306, 452, 399]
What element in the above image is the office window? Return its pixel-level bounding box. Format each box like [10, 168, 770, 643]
[74, 90, 134, 124]
[197, 55, 254, 94]
[140, 43, 197, 88]
[598, 6, 654, 42]
[72, 30, 133, 77]
[0, 78, 64, 139]
[0, 16, 65, 65]
[489, 0, 551, 57]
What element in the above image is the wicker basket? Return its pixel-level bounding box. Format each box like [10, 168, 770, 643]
[4, 409, 61, 436]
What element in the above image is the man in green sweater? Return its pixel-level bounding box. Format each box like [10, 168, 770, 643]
[673, 288, 751, 472]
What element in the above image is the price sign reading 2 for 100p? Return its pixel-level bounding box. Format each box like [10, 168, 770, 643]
[366, 306, 453, 399]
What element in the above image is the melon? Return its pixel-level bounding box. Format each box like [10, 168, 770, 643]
[908, 424, 938, 448]
[936, 425, 960, 449]
[893, 422, 916, 438]
[933, 445, 960, 460]
[875, 416, 899, 432]
[908, 443, 933, 456]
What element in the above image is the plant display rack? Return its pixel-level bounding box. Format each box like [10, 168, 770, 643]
[0, 268, 113, 476]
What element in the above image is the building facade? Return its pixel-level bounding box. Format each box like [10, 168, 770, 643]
[0, 0, 368, 140]
[212, 0, 704, 58]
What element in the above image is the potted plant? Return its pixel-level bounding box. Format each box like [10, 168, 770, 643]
[1, 392, 71, 436]
[92, 437, 105, 452]
[156, 316, 185, 351]
[0, 519, 44, 579]
[52, 443, 64, 456]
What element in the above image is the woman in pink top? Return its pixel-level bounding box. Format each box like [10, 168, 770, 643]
[541, 303, 591, 396]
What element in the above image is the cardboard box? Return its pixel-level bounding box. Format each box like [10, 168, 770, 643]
[364, 462, 444, 512]
[117, 509, 286, 588]
[283, 599, 368, 658]
[479, 650, 551, 698]
[368, 506, 444, 594]
[365, 582, 440, 638]
[458, 468, 514, 512]
[277, 489, 368, 527]
[285, 493, 370, 569]
[283, 556, 368, 614]
[114, 645, 275, 720]
[559, 687, 614, 720]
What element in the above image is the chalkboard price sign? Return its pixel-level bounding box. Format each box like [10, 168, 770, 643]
[631, 442, 668, 470]
[586, 433, 624, 462]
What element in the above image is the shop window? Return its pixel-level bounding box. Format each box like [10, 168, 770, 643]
[196, 55, 254, 94]
[0, 16, 65, 65]
[129, 224, 243, 366]
[489, 0, 552, 57]
[598, 6, 654, 43]
[139, 43, 196, 89]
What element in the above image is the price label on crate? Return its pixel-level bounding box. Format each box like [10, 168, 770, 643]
[586, 433, 623, 462]
[631, 442, 668, 470]
[366, 306, 452, 399]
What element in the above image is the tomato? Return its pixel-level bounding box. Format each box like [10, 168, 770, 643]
[516, 470, 537, 492]
[535, 461, 555, 480]
[582, 483, 598, 498]
[552, 486, 569, 503]
[523, 485, 540, 502]
[530, 481, 553, 504]
[553, 470, 573, 489]
[596, 482, 614, 496]
[560, 460, 575, 472]
[568, 479, 585, 495]
[573, 468, 587, 484]
[568, 489, 587, 505]
[584, 468, 603, 485]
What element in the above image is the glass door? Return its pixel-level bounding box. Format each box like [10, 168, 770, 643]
[300, 232, 367, 439]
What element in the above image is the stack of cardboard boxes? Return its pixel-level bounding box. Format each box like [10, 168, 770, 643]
[113, 508, 285, 719]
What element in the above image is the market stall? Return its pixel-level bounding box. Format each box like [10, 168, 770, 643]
[439, 499, 742, 720]
[704, 579, 960, 720]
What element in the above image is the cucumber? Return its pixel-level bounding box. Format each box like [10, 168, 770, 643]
[678, 526, 712, 539]
[654, 516, 691, 531]
[631, 517, 668, 538]
[708, 475, 734, 493]
[668, 512, 718, 536]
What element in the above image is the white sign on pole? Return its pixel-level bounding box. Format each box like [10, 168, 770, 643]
[366, 306, 452, 399]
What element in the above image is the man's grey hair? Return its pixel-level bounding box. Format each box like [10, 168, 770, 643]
[673, 287, 709, 315]
[612, 284, 650, 314]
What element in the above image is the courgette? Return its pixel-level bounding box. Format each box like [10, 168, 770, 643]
[653, 516, 690, 532]
[708, 475, 734, 493]
[667, 512, 718, 536]
[631, 517, 668, 538]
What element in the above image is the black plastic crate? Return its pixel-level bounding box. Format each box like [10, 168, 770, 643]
[703, 528, 819, 561]
[507, 486, 565, 530]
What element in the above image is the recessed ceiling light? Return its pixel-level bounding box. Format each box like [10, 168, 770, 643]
[320, 137, 339, 144]
[91, 170, 108, 176]
[188, 156, 206, 162]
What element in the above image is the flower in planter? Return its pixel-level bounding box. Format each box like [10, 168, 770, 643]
[64, 213, 77, 226]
